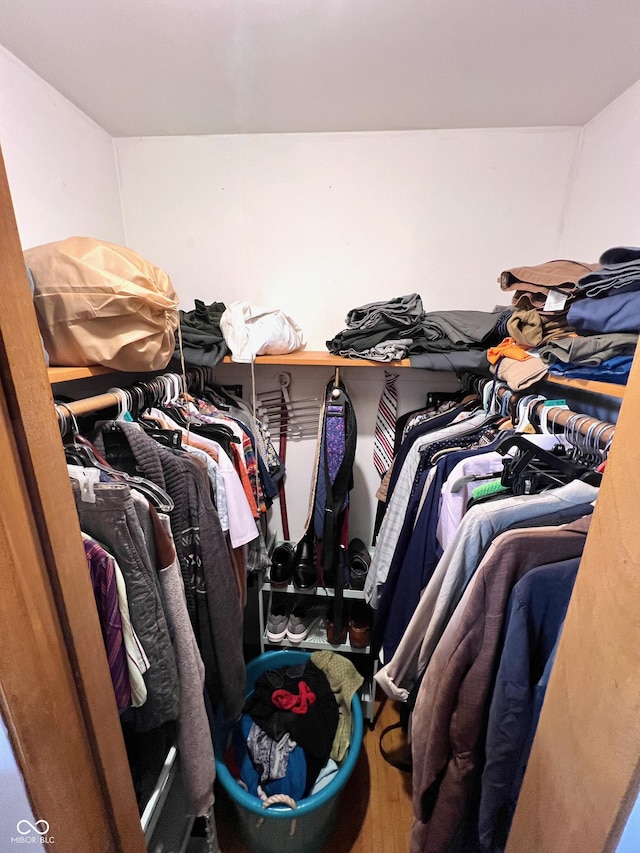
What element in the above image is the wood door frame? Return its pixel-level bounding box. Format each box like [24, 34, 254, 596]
[506, 349, 640, 848]
[0, 147, 145, 852]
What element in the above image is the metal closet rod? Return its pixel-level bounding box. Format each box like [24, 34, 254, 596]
[53, 368, 213, 420]
[494, 385, 616, 447]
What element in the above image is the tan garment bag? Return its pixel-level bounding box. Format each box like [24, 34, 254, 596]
[25, 236, 179, 371]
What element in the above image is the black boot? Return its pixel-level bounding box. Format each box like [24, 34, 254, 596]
[292, 536, 317, 592]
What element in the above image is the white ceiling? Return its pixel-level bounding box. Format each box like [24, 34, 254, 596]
[2, 0, 640, 137]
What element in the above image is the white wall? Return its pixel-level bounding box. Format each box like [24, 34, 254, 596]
[0, 46, 124, 249]
[115, 128, 579, 349]
[114, 126, 580, 541]
[560, 79, 640, 259]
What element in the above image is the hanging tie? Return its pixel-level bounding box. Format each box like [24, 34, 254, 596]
[314, 390, 348, 539]
[373, 371, 398, 478]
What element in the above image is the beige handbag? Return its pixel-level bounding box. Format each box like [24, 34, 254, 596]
[25, 236, 180, 371]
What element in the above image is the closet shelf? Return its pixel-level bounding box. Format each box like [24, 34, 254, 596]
[544, 375, 626, 400]
[221, 350, 412, 368]
[220, 353, 628, 397]
[262, 582, 368, 600]
[262, 631, 370, 655]
[46, 351, 410, 384]
[46, 360, 626, 401]
[48, 365, 115, 383]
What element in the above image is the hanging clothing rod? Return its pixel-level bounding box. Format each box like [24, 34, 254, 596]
[493, 384, 616, 448]
[52, 369, 210, 420]
[55, 390, 123, 418]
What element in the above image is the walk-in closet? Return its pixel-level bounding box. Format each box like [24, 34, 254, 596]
[1, 4, 640, 852]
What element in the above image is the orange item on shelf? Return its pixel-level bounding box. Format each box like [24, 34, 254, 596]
[487, 337, 532, 364]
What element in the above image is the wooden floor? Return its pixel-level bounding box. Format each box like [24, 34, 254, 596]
[214, 692, 414, 853]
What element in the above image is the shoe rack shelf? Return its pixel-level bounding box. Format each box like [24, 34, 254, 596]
[261, 582, 370, 600]
[258, 578, 378, 726]
[261, 588, 371, 654]
[262, 626, 370, 655]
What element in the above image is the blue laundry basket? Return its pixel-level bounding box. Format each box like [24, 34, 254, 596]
[215, 650, 364, 853]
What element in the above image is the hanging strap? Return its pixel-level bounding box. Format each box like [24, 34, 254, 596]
[323, 381, 357, 636]
[277, 382, 291, 540]
[379, 721, 412, 773]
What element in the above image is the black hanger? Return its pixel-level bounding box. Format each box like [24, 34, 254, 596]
[199, 384, 240, 409]
[155, 404, 240, 445]
[494, 434, 590, 496]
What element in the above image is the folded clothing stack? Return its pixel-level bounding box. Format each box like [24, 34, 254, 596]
[539, 332, 638, 370]
[487, 337, 548, 391]
[499, 259, 598, 348]
[572, 247, 640, 299]
[174, 298, 229, 368]
[553, 246, 640, 384]
[491, 252, 640, 389]
[326, 293, 510, 364]
[326, 294, 425, 362]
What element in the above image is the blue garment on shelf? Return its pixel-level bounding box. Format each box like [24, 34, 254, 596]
[548, 355, 633, 383]
[568, 289, 640, 334]
[575, 246, 640, 298]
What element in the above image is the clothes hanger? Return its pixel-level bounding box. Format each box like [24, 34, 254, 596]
[68, 390, 176, 512]
[494, 433, 589, 496]
[94, 424, 176, 512]
[154, 401, 240, 445]
[560, 414, 605, 485]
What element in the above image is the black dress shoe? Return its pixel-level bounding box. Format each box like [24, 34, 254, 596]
[348, 538, 371, 590]
[292, 537, 317, 592]
[269, 542, 295, 588]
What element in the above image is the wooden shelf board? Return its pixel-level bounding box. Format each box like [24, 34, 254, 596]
[48, 365, 115, 383]
[48, 357, 625, 400]
[263, 634, 370, 654]
[544, 374, 626, 400]
[262, 581, 366, 600]
[222, 350, 411, 368]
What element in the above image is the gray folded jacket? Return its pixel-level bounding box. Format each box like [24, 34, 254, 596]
[538, 333, 639, 366]
[344, 293, 424, 331]
[418, 309, 505, 349]
[576, 246, 640, 297]
[340, 339, 413, 362]
[410, 349, 491, 373]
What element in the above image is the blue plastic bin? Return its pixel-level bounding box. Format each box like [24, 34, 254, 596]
[215, 650, 364, 853]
